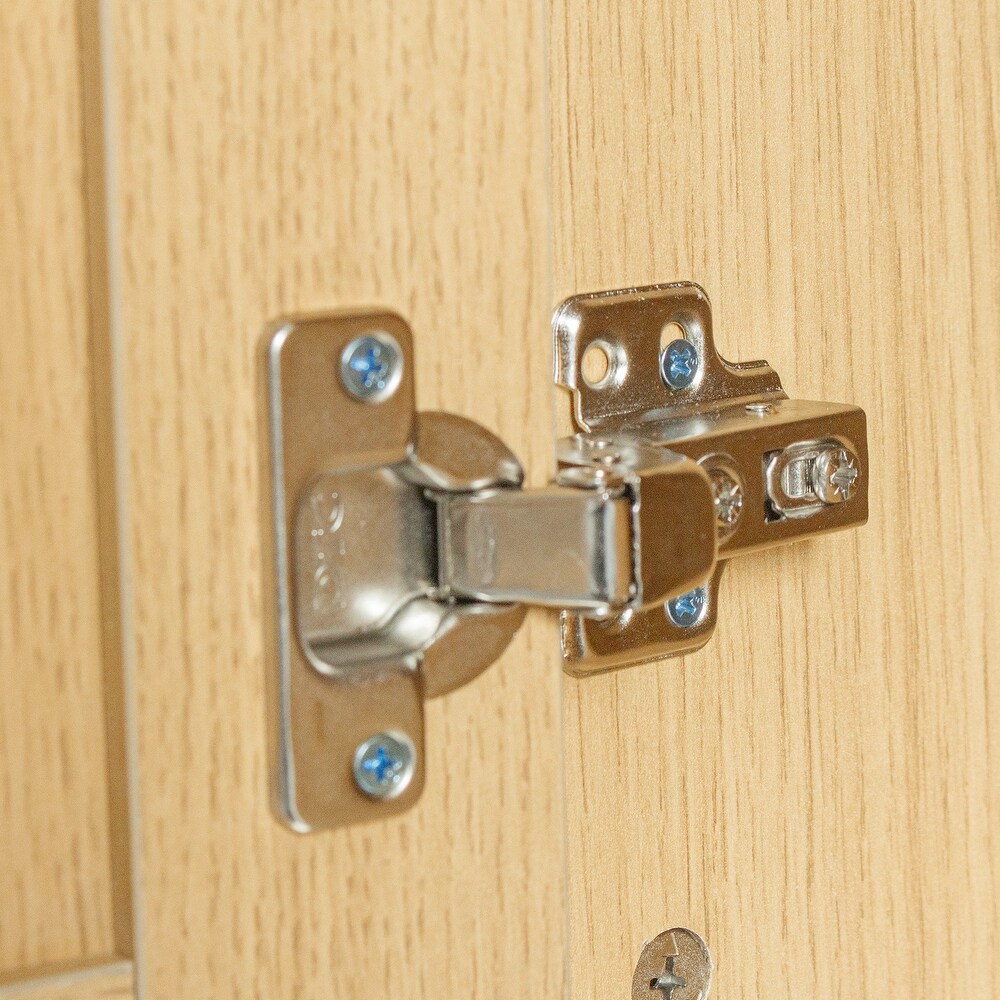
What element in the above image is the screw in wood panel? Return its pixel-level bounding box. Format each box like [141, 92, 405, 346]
[632, 928, 713, 1000]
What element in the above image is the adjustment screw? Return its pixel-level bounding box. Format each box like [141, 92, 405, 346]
[352, 731, 415, 800]
[812, 446, 860, 504]
[665, 585, 709, 628]
[660, 338, 699, 390]
[698, 454, 744, 535]
[340, 332, 403, 403]
[706, 465, 743, 532]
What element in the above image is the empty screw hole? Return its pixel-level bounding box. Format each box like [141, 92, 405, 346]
[660, 319, 687, 351]
[582, 343, 610, 386]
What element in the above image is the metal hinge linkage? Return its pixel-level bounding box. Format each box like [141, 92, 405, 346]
[259, 283, 867, 831]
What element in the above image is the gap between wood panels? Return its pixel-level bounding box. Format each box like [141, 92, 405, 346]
[77, 0, 143, 987]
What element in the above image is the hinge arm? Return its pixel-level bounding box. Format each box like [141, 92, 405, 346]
[435, 445, 715, 614]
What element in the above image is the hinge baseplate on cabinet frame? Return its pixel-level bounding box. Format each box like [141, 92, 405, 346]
[259, 282, 867, 831]
[554, 282, 868, 673]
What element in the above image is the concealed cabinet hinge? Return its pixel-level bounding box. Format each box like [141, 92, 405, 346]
[259, 282, 868, 831]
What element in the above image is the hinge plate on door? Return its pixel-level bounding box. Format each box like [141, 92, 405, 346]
[259, 306, 716, 831]
[259, 282, 867, 831]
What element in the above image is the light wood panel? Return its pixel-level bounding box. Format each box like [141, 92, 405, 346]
[0, 962, 133, 1000]
[0, 0, 126, 976]
[551, 0, 999, 997]
[101, 2, 561, 998]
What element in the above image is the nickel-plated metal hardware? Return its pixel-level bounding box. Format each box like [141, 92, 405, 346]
[660, 338, 700, 389]
[555, 282, 868, 673]
[259, 282, 867, 829]
[632, 928, 713, 1000]
[259, 310, 716, 831]
[352, 731, 415, 800]
[339, 331, 404, 402]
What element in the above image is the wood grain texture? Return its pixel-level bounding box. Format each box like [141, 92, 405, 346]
[101, 2, 561, 998]
[551, 0, 1000, 997]
[0, 962, 133, 1000]
[0, 0, 124, 975]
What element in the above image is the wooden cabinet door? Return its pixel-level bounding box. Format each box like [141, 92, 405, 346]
[2, 2, 996, 998]
[99, 3, 562, 998]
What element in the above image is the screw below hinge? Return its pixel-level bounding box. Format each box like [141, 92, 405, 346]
[632, 928, 713, 1000]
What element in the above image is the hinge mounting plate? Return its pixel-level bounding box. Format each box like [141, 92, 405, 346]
[555, 282, 868, 673]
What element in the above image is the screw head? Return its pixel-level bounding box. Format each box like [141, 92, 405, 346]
[651, 963, 686, 998]
[699, 454, 744, 536]
[660, 339, 699, 390]
[352, 731, 415, 800]
[632, 928, 713, 1000]
[665, 585, 709, 628]
[340, 332, 403, 402]
[812, 446, 860, 504]
[708, 468, 743, 531]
